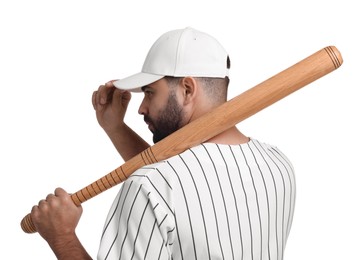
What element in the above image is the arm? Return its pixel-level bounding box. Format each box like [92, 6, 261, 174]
[31, 188, 92, 260]
[105, 122, 150, 161]
[92, 81, 150, 161]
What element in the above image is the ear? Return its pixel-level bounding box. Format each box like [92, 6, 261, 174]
[180, 77, 198, 105]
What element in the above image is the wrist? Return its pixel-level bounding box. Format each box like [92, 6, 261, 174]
[48, 233, 92, 260]
[103, 122, 127, 136]
[47, 231, 74, 248]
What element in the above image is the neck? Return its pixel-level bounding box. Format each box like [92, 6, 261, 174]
[206, 126, 249, 145]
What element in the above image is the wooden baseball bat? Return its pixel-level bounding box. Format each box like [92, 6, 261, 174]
[21, 46, 343, 233]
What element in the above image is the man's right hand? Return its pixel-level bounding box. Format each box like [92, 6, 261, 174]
[92, 80, 150, 161]
[92, 80, 132, 135]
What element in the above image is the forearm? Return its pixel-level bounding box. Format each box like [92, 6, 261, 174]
[107, 124, 150, 161]
[48, 233, 92, 260]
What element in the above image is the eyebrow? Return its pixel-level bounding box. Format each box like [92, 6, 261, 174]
[141, 85, 153, 92]
[141, 85, 149, 92]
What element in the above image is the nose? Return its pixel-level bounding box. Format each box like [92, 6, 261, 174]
[138, 97, 148, 115]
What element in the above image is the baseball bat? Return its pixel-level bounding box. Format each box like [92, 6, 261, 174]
[21, 46, 343, 233]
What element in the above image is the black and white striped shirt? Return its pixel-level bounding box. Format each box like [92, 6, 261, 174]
[97, 138, 296, 260]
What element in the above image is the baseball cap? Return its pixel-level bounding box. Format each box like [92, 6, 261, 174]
[113, 27, 230, 92]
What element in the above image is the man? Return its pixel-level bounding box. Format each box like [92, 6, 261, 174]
[31, 27, 296, 259]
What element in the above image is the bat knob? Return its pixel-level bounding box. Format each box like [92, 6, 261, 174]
[21, 213, 37, 233]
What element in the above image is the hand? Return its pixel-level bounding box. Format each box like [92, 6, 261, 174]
[31, 187, 82, 244]
[92, 80, 132, 134]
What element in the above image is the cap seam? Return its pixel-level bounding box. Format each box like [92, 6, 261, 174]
[174, 28, 187, 76]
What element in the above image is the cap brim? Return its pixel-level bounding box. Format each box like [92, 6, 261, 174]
[113, 72, 164, 92]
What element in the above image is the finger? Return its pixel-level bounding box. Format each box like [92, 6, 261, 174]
[121, 90, 132, 105]
[96, 85, 105, 106]
[31, 205, 38, 213]
[121, 91, 132, 111]
[46, 193, 56, 201]
[97, 84, 115, 105]
[112, 89, 131, 107]
[104, 81, 114, 88]
[54, 187, 68, 197]
[92, 91, 97, 110]
[38, 199, 46, 206]
[105, 80, 122, 103]
[31, 205, 40, 220]
[106, 79, 118, 85]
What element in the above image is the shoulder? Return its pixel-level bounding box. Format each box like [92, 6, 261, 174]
[123, 144, 213, 191]
[245, 138, 294, 171]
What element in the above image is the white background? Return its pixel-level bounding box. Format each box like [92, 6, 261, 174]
[1, 0, 360, 259]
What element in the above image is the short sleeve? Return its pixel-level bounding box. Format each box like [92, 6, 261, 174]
[97, 174, 175, 260]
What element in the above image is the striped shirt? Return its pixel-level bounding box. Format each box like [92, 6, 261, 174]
[97, 138, 296, 260]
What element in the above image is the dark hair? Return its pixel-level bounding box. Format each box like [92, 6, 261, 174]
[164, 76, 229, 104]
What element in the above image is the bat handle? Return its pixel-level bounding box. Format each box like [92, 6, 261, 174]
[20, 196, 81, 234]
[20, 195, 83, 234]
[20, 157, 139, 234]
[20, 192, 92, 234]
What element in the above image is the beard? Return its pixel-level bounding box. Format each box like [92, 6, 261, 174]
[144, 91, 184, 143]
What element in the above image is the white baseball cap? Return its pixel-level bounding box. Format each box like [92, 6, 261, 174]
[113, 27, 230, 92]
